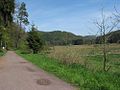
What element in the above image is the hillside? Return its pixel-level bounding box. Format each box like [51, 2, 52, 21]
[107, 30, 120, 43]
[39, 31, 83, 45]
[83, 35, 96, 44]
[96, 30, 120, 44]
[38, 30, 120, 45]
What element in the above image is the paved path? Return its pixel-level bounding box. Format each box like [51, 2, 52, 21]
[0, 51, 76, 90]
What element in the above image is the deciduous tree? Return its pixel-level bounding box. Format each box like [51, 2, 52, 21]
[14, 2, 29, 48]
[94, 9, 118, 71]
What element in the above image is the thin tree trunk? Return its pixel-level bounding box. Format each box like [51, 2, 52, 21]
[103, 43, 107, 71]
[15, 21, 22, 49]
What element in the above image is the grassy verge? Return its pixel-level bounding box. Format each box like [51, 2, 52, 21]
[16, 50, 120, 90]
[0, 52, 4, 56]
[0, 49, 6, 56]
[84, 54, 120, 72]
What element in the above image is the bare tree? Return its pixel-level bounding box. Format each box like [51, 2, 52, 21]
[94, 9, 119, 71]
[114, 6, 120, 25]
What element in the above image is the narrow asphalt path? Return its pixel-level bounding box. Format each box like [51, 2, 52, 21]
[0, 51, 76, 90]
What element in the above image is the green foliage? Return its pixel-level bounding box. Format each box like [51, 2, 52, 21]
[12, 1, 29, 49]
[17, 2, 29, 25]
[96, 30, 120, 44]
[39, 31, 83, 45]
[7, 23, 22, 49]
[0, 23, 27, 50]
[0, 26, 10, 49]
[0, 0, 15, 26]
[0, 48, 7, 56]
[17, 51, 120, 90]
[17, 2, 29, 48]
[72, 39, 83, 45]
[27, 25, 43, 54]
[39, 30, 120, 46]
[108, 30, 120, 43]
[0, 0, 15, 49]
[83, 35, 96, 44]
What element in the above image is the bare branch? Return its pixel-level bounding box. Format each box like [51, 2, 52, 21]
[93, 9, 118, 71]
[114, 6, 120, 22]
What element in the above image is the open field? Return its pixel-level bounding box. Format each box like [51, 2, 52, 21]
[17, 44, 120, 90]
[48, 44, 120, 72]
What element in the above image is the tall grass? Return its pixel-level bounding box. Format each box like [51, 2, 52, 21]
[48, 44, 120, 72]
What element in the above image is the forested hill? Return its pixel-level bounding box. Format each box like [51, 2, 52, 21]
[107, 30, 120, 43]
[38, 31, 83, 45]
[38, 30, 120, 45]
[96, 30, 120, 44]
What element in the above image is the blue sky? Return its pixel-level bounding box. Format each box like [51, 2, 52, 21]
[18, 0, 120, 35]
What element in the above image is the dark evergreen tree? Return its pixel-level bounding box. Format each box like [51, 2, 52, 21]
[0, 0, 15, 49]
[27, 25, 43, 54]
[17, 2, 29, 26]
[0, 0, 15, 26]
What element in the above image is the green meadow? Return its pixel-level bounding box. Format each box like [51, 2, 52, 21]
[17, 44, 120, 90]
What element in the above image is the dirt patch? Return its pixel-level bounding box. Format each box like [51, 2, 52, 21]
[36, 79, 51, 85]
[0, 57, 5, 66]
[0, 67, 3, 70]
[20, 62, 28, 64]
[26, 66, 36, 72]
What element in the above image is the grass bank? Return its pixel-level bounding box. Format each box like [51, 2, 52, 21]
[16, 50, 120, 90]
[0, 49, 6, 56]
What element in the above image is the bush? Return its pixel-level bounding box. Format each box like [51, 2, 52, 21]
[0, 48, 6, 56]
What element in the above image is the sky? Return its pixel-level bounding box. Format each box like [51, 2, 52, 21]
[18, 0, 120, 35]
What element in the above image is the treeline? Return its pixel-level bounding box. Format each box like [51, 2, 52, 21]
[0, 0, 16, 49]
[0, 0, 28, 49]
[96, 30, 120, 44]
[39, 31, 98, 45]
[0, 0, 43, 54]
[38, 30, 120, 46]
[39, 31, 83, 45]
